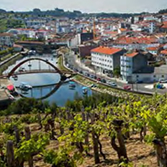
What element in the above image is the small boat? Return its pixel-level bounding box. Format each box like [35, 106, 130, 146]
[12, 74, 18, 80]
[19, 67, 24, 72]
[82, 87, 88, 94]
[69, 81, 76, 88]
[28, 63, 32, 67]
[19, 82, 32, 91]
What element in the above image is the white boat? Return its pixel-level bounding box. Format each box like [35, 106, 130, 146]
[19, 82, 32, 91]
[12, 74, 18, 80]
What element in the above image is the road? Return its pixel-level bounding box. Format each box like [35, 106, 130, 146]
[64, 50, 167, 95]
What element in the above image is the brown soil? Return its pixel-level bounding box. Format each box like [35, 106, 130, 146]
[29, 123, 157, 167]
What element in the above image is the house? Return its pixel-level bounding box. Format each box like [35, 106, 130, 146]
[0, 33, 14, 47]
[160, 49, 167, 56]
[10, 28, 36, 38]
[13, 44, 23, 52]
[79, 43, 98, 58]
[159, 22, 167, 33]
[68, 32, 94, 48]
[120, 50, 153, 82]
[147, 46, 159, 55]
[91, 46, 126, 74]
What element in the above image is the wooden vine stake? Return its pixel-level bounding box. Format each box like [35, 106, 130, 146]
[6, 140, 15, 167]
[25, 126, 33, 167]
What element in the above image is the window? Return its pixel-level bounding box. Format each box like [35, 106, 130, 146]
[154, 75, 156, 77]
[162, 75, 164, 78]
[136, 75, 139, 78]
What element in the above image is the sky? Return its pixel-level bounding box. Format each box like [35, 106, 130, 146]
[0, 0, 167, 13]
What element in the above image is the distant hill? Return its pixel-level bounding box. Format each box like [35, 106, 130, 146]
[0, 8, 156, 18]
[0, 9, 6, 13]
[159, 8, 167, 14]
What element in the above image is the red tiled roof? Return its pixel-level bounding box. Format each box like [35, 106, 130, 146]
[91, 46, 122, 55]
[114, 36, 158, 44]
[125, 52, 138, 57]
[0, 33, 13, 37]
[161, 50, 167, 55]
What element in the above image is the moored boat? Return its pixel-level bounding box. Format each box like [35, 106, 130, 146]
[69, 81, 76, 88]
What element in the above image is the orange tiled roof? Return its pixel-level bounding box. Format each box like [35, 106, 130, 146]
[147, 47, 159, 51]
[103, 31, 118, 35]
[91, 46, 122, 55]
[161, 50, 167, 55]
[119, 28, 127, 31]
[125, 52, 138, 57]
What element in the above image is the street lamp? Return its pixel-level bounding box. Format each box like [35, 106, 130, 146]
[136, 79, 138, 91]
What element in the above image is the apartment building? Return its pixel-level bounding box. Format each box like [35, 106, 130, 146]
[120, 51, 154, 82]
[0, 33, 14, 47]
[91, 46, 125, 74]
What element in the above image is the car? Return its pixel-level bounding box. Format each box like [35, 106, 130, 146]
[90, 84, 97, 88]
[159, 79, 167, 83]
[96, 77, 101, 81]
[79, 70, 83, 74]
[123, 85, 131, 90]
[101, 78, 106, 83]
[90, 75, 96, 79]
[85, 73, 90, 77]
[108, 82, 117, 87]
[136, 80, 143, 83]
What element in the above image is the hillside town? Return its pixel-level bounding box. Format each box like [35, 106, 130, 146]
[1, 10, 167, 84]
[2, 4, 167, 167]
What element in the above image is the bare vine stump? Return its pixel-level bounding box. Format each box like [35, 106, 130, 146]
[153, 138, 167, 167]
[111, 119, 128, 165]
[7, 140, 14, 167]
[13, 125, 20, 145]
[91, 113, 100, 164]
[25, 126, 31, 140]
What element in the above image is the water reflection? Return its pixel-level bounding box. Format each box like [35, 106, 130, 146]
[5, 54, 92, 106]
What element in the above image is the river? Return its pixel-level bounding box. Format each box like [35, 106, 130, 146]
[3, 54, 92, 106]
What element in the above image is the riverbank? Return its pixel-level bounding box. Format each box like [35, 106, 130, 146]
[0, 53, 24, 75]
[0, 78, 15, 108]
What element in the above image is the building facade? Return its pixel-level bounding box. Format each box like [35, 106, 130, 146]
[0, 33, 14, 47]
[121, 51, 149, 82]
[91, 46, 125, 74]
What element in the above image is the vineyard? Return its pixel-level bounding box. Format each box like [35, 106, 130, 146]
[0, 93, 167, 167]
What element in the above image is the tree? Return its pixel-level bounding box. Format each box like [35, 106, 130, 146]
[113, 67, 120, 77]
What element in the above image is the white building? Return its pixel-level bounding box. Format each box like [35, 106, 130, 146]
[91, 46, 125, 74]
[0, 33, 14, 47]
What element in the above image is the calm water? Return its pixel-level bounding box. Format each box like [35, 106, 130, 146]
[4, 54, 92, 106]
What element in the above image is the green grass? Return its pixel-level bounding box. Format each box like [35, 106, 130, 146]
[1, 54, 12, 61]
[57, 56, 70, 72]
[0, 54, 23, 75]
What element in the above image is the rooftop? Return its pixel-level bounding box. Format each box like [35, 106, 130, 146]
[160, 50, 167, 55]
[91, 46, 122, 55]
[125, 52, 138, 57]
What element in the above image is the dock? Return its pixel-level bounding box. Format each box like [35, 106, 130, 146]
[0, 78, 15, 108]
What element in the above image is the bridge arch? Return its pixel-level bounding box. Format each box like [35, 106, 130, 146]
[7, 57, 63, 78]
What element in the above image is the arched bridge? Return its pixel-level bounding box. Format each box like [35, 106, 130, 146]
[7, 57, 63, 78]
